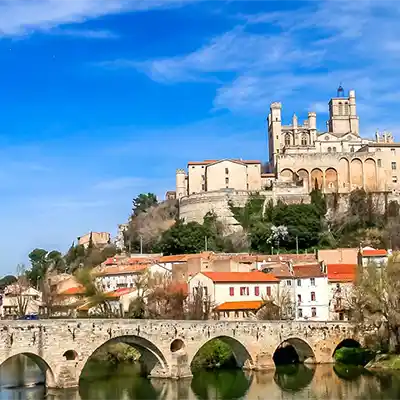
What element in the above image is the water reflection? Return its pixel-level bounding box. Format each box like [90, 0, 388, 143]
[2, 362, 400, 400]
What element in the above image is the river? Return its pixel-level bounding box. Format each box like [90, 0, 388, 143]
[1, 356, 400, 400]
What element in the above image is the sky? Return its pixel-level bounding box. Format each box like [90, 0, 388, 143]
[1, 0, 400, 274]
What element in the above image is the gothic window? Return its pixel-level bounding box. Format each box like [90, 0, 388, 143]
[285, 133, 291, 146]
[338, 102, 344, 115]
[301, 134, 308, 146]
[333, 147, 337, 152]
[350, 146, 354, 152]
[328, 147, 332, 153]
[344, 102, 349, 115]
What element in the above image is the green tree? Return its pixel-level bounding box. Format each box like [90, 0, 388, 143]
[154, 220, 211, 255]
[0, 275, 17, 291]
[132, 193, 158, 217]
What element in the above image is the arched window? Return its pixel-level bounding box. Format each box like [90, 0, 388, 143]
[328, 147, 332, 153]
[285, 133, 291, 146]
[301, 135, 307, 146]
[350, 146, 354, 152]
[344, 102, 349, 115]
[338, 102, 344, 115]
[333, 147, 337, 152]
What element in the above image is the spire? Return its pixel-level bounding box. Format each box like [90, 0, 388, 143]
[337, 84, 344, 97]
[292, 113, 298, 127]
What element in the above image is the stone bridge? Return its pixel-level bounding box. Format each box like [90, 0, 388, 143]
[0, 319, 367, 388]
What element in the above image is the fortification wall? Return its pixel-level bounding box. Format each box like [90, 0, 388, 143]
[179, 189, 310, 230]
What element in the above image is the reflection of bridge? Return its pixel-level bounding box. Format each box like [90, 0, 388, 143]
[0, 320, 366, 388]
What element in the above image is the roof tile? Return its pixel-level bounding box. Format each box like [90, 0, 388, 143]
[293, 264, 325, 278]
[201, 271, 279, 283]
[214, 301, 263, 311]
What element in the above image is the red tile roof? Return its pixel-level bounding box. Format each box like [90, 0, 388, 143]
[293, 264, 325, 278]
[362, 249, 387, 256]
[59, 286, 86, 295]
[105, 288, 136, 298]
[201, 271, 279, 283]
[327, 264, 357, 282]
[214, 301, 263, 311]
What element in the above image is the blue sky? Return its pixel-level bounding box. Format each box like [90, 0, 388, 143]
[0, 0, 399, 274]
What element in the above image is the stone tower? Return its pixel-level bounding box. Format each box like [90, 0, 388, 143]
[268, 102, 282, 172]
[327, 87, 359, 136]
[176, 169, 187, 199]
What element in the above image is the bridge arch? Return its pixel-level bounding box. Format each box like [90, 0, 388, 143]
[79, 335, 169, 381]
[332, 338, 361, 357]
[190, 336, 253, 371]
[0, 352, 56, 388]
[273, 337, 315, 366]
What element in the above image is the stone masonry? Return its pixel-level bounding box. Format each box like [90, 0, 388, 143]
[0, 319, 365, 388]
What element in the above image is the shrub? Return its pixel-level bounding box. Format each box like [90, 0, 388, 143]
[334, 347, 375, 366]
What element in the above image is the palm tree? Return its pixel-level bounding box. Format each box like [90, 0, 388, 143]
[75, 267, 113, 317]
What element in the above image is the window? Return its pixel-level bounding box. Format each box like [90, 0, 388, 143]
[225, 177, 229, 184]
[392, 162, 397, 170]
[336, 283, 341, 292]
[378, 159, 382, 167]
[350, 146, 354, 152]
[339, 312, 344, 321]
[229, 287, 234, 296]
[301, 135, 307, 146]
[201, 184, 205, 191]
[297, 279, 301, 286]
[311, 307, 317, 317]
[310, 278, 315, 286]
[297, 294, 302, 303]
[333, 147, 337, 153]
[377, 148, 381, 152]
[298, 308, 303, 318]
[225, 168, 229, 174]
[266, 286, 271, 297]
[286, 280, 292, 286]
[344, 102, 349, 115]
[311, 292, 316, 301]
[392, 148, 396, 155]
[338, 102, 343, 115]
[254, 286, 260, 296]
[240, 287, 249, 296]
[285, 134, 291, 146]
[328, 147, 332, 153]
[393, 176, 398, 183]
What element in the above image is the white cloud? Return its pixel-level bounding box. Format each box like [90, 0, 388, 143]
[52, 28, 119, 39]
[0, 0, 202, 37]
[106, 26, 324, 83]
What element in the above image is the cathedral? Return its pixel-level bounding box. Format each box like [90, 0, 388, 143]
[268, 86, 399, 193]
[171, 87, 399, 227]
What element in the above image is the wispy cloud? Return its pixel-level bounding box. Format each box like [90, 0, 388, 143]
[51, 28, 119, 39]
[101, 26, 324, 83]
[0, 0, 202, 37]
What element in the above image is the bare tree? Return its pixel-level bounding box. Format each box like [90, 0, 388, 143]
[8, 264, 31, 318]
[350, 254, 400, 352]
[186, 283, 214, 320]
[257, 287, 295, 320]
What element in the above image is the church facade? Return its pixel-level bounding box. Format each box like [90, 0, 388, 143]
[269, 87, 399, 194]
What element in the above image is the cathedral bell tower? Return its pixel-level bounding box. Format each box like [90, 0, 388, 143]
[327, 85, 359, 136]
[267, 102, 282, 172]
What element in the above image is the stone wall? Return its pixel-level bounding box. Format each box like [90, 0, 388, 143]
[0, 319, 366, 389]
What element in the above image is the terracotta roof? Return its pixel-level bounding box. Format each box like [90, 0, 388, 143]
[214, 301, 263, 311]
[293, 264, 325, 278]
[362, 249, 387, 256]
[327, 264, 357, 282]
[96, 264, 148, 276]
[105, 288, 136, 298]
[159, 255, 189, 263]
[201, 271, 279, 283]
[262, 263, 293, 278]
[59, 286, 86, 295]
[187, 159, 261, 166]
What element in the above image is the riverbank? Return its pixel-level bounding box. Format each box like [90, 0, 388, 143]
[366, 354, 400, 370]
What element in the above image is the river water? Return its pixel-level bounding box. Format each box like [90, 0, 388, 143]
[1, 357, 400, 400]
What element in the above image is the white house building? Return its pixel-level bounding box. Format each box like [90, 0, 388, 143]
[293, 264, 329, 321]
[1, 286, 43, 318]
[358, 247, 389, 268]
[189, 271, 279, 320]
